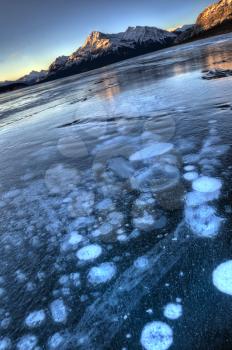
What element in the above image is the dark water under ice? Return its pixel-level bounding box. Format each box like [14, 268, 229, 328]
[0, 33, 232, 350]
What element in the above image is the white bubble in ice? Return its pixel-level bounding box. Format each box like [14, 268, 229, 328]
[130, 143, 173, 161]
[134, 256, 150, 270]
[47, 332, 65, 349]
[213, 260, 232, 295]
[25, 310, 46, 328]
[184, 165, 195, 172]
[50, 298, 68, 324]
[76, 244, 102, 261]
[185, 191, 219, 207]
[61, 231, 83, 252]
[57, 135, 88, 159]
[95, 198, 114, 211]
[16, 335, 38, 350]
[87, 262, 116, 285]
[183, 172, 198, 181]
[192, 176, 222, 193]
[163, 303, 182, 320]
[45, 164, 79, 195]
[140, 321, 173, 350]
[185, 205, 222, 238]
[0, 337, 11, 350]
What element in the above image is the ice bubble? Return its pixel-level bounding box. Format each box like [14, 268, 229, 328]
[16, 335, 38, 350]
[183, 172, 198, 181]
[131, 164, 179, 193]
[69, 272, 81, 287]
[0, 337, 11, 350]
[87, 262, 116, 285]
[61, 231, 83, 252]
[69, 216, 95, 231]
[45, 164, 79, 195]
[50, 298, 68, 324]
[76, 244, 102, 261]
[185, 191, 219, 207]
[47, 332, 66, 349]
[108, 211, 124, 227]
[140, 321, 173, 350]
[71, 190, 95, 216]
[108, 157, 134, 179]
[96, 198, 114, 211]
[192, 176, 222, 193]
[133, 211, 166, 232]
[163, 303, 182, 320]
[92, 223, 114, 238]
[183, 154, 200, 164]
[117, 234, 128, 242]
[133, 212, 155, 232]
[184, 165, 195, 172]
[212, 260, 232, 295]
[25, 310, 46, 328]
[130, 143, 173, 161]
[185, 205, 222, 237]
[57, 135, 88, 159]
[134, 256, 150, 270]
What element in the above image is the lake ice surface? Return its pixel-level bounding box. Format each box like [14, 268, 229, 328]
[0, 33, 232, 349]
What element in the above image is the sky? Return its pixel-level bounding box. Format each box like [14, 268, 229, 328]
[0, 0, 214, 81]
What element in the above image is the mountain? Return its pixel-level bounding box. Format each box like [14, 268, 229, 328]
[195, 0, 232, 34]
[18, 70, 48, 84]
[46, 26, 176, 80]
[171, 24, 194, 35]
[176, 0, 232, 43]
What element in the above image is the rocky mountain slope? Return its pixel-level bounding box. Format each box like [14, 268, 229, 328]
[47, 26, 176, 80]
[176, 0, 232, 43]
[195, 0, 232, 33]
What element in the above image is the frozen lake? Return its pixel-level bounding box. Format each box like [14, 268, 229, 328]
[0, 33, 232, 349]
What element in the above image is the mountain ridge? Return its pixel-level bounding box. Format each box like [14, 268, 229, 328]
[1, 0, 232, 93]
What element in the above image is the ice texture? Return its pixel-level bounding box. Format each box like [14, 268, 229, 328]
[140, 321, 173, 350]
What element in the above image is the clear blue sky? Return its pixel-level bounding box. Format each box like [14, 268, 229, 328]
[0, 0, 214, 81]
